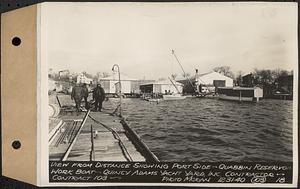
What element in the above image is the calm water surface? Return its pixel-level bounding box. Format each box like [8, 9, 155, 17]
[104, 98, 293, 162]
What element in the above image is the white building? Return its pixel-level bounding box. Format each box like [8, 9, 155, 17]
[178, 71, 234, 94]
[140, 79, 184, 94]
[77, 73, 93, 84]
[195, 71, 233, 87]
[99, 74, 138, 94]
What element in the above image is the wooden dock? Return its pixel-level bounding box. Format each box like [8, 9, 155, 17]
[49, 109, 158, 162]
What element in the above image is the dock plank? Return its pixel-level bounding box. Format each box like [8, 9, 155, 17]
[49, 110, 146, 161]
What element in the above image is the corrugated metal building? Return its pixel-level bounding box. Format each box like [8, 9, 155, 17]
[140, 79, 184, 94]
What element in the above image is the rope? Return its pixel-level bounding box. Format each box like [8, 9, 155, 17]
[88, 114, 133, 162]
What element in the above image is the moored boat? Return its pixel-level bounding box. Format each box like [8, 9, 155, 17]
[163, 93, 187, 100]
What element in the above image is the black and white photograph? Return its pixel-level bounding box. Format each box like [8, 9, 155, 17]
[42, 2, 298, 186]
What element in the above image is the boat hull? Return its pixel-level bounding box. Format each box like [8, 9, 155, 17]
[163, 95, 186, 100]
[219, 94, 254, 102]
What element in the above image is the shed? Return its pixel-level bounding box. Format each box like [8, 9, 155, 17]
[140, 79, 184, 94]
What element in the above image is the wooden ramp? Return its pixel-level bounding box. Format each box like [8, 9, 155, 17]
[49, 110, 147, 162]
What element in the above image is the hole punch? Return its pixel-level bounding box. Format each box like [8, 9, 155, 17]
[12, 37, 21, 46]
[12, 140, 21, 149]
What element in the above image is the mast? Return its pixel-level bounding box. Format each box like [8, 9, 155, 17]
[168, 77, 181, 94]
[171, 50, 197, 93]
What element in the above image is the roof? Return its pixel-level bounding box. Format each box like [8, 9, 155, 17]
[218, 86, 262, 91]
[140, 79, 183, 86]
[99, 73, 138, 81]
[177, 71, 233, 81]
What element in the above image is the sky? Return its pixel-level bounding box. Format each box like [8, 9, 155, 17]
[41, 2, 298, 80]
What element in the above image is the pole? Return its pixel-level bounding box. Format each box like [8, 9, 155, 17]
[56, 95, 62, 108]
[239, 91, 242, 102]
[90, 124, 95, 161]
[171, 50, 196, 93]
[112, 64, 122, 117]
[168, 77, 180, 94]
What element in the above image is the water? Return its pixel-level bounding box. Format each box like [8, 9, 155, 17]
[104, 98, 293, 162]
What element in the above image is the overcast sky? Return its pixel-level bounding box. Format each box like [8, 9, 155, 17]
[41, 2, 297, 79]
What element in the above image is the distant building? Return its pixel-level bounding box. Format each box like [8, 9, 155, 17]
[77, 73, 93, 84]
[99, 74, 139, 94]
[241, 73, 254, 87]
[140, 79, 184, 94]
[178, 71, 233, 94]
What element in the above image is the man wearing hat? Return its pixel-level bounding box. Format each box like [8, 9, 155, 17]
[93, 83, 106, 111]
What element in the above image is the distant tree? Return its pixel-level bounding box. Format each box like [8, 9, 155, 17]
[272, 69, 289, 79]
[213, 66, 234, 78]
[253, 69, 274, 85]
[235, 71, 243, 86]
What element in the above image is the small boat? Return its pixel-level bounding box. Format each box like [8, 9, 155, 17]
[161, 77, 186, 100]
[218, 86, 263, 102]
[146, 98, 162, 103]
[163, 93, 187, 100]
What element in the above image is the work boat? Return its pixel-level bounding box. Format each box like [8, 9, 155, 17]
[163, 93, 186, 100]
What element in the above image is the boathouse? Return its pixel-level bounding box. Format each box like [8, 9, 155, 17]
[99, 74, 139, 94]
[140, 79, 184, 94]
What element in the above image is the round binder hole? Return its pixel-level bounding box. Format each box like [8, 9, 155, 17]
[12, 37, 21, 46]
[12, 140, 21, 149]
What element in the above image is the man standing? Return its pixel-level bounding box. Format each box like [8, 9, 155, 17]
[71, 83, 83, 112]
[93, 84, 106, 111]
[82, 83, 89, 109]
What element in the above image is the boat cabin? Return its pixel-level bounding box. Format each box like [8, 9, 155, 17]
[218, 86, 263, 102]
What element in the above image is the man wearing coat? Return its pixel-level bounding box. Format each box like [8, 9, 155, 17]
[93, 84, 106, 111]
[82, 83, 89, 109]
[71, 83, 84, 112]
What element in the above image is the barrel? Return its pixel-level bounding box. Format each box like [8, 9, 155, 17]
[49, 104, 61, 118]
